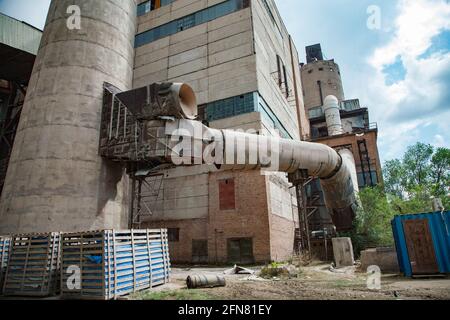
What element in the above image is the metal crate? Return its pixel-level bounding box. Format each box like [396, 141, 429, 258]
[2, 232, 61, 297]
[61, 229, 170, 300]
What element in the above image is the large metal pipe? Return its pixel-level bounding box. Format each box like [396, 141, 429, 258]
[120, 82, 359, 217]
[165, 117, 359, 213]
[0, 0, 137, 234]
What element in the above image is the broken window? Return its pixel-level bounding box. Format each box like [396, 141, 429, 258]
[168, 228, 180, 242]
[283, 65, 289, 98]
[137, 0, 176, 16]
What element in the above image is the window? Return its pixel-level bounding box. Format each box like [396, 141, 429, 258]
[206, 92, 256, 122]
[275, 55, 289, 98]
[276, 55, 283, 88]
[283, 65, 289, 98]
[135, 0, 248, 47]
[357, 171, 378, 188]
[219, 179, 236, 211]
[168, 228, 180, 242]
[137, 0, 176, 16]
[262, 0, 277, 25]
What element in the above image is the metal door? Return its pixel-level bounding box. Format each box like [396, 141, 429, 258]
[192, 240, 208, 264]
[402, 219, 439, 275]
[227, 238, 254, 265]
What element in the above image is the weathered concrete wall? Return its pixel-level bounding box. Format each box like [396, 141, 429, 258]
[0, 0, 137, 234]
[134, 2, 257, 105]
[139, 165, 213, 221]
[267, 173, 298, 262]
[251, 0, 304, 140]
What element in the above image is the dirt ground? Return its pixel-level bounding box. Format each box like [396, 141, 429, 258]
[132, 264, 450, 301]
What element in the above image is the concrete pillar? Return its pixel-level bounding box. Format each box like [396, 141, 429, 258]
[0, 0, 137, 234]
[332, 237, 355, 268]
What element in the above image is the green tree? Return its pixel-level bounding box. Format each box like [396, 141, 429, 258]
[383, 142, 449, 206]
[383, 159, 406, 198]
[430, 147, 450, 197]
[346, 142, 450, 254]
[403, 142, 434, 188]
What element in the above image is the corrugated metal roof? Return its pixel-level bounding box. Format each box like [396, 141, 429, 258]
[392, 211, 450, 277]
[0, 13, 42, 55]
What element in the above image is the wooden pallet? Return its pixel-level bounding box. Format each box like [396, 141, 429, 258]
[61, 229, 171, 300]
[0, 236, 11, 294]
[2, 232, 61, 297]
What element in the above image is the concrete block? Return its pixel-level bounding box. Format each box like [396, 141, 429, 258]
[361, 248, 400, 273]
[332, 237, 355, 268]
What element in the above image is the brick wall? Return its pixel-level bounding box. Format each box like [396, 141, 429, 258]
[207, 170, 272, 264]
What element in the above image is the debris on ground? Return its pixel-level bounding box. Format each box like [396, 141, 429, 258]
[239, 275, 269, 282]
[223, 265, 255, 275]
[329, 265, 357, 275]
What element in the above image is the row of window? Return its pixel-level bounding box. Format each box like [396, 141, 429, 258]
[200, 92, 292, 140]
[135, 0, 248, 47]
[137, 0, 176, 16]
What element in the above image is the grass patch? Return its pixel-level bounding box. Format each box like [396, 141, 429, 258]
[135, 289, 216, 301]
[328, 279, 367, 289]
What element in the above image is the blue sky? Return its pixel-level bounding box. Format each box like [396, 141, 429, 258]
[0, 0, 449, 164]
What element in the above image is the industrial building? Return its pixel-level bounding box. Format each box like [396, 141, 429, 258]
[132, 0, 310, 264]
[0, 1, 379, 265]
[300, 44, 382, 258]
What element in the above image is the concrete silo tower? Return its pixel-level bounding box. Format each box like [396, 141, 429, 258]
[301, 44, 345, 111]
[0, 0, 137, 233]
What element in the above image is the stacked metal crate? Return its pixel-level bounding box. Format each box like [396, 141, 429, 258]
[2, 232, 61, 297]
[61, 229, 170, 300]
[0, 236, 11, 294]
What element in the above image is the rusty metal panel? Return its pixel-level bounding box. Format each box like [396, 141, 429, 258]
[402, 219, 439, 275]
[219, 179, 236, 211]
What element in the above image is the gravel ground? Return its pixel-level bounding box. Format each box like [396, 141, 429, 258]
[133, 264, 450, 301]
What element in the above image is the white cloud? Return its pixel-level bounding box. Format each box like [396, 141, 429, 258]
[365, 0, 450, 161]
[433, 134, 449, 149]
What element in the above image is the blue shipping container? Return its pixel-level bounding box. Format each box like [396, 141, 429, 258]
[392, 211, 450, 277]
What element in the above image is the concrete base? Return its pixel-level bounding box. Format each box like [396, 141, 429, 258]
[332, 237, 355, 268]
[361, 248, 400, 273]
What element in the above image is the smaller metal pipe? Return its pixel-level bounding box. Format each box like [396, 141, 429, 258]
[186, 275, 226, 289]
[323, 95, 343, 136]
